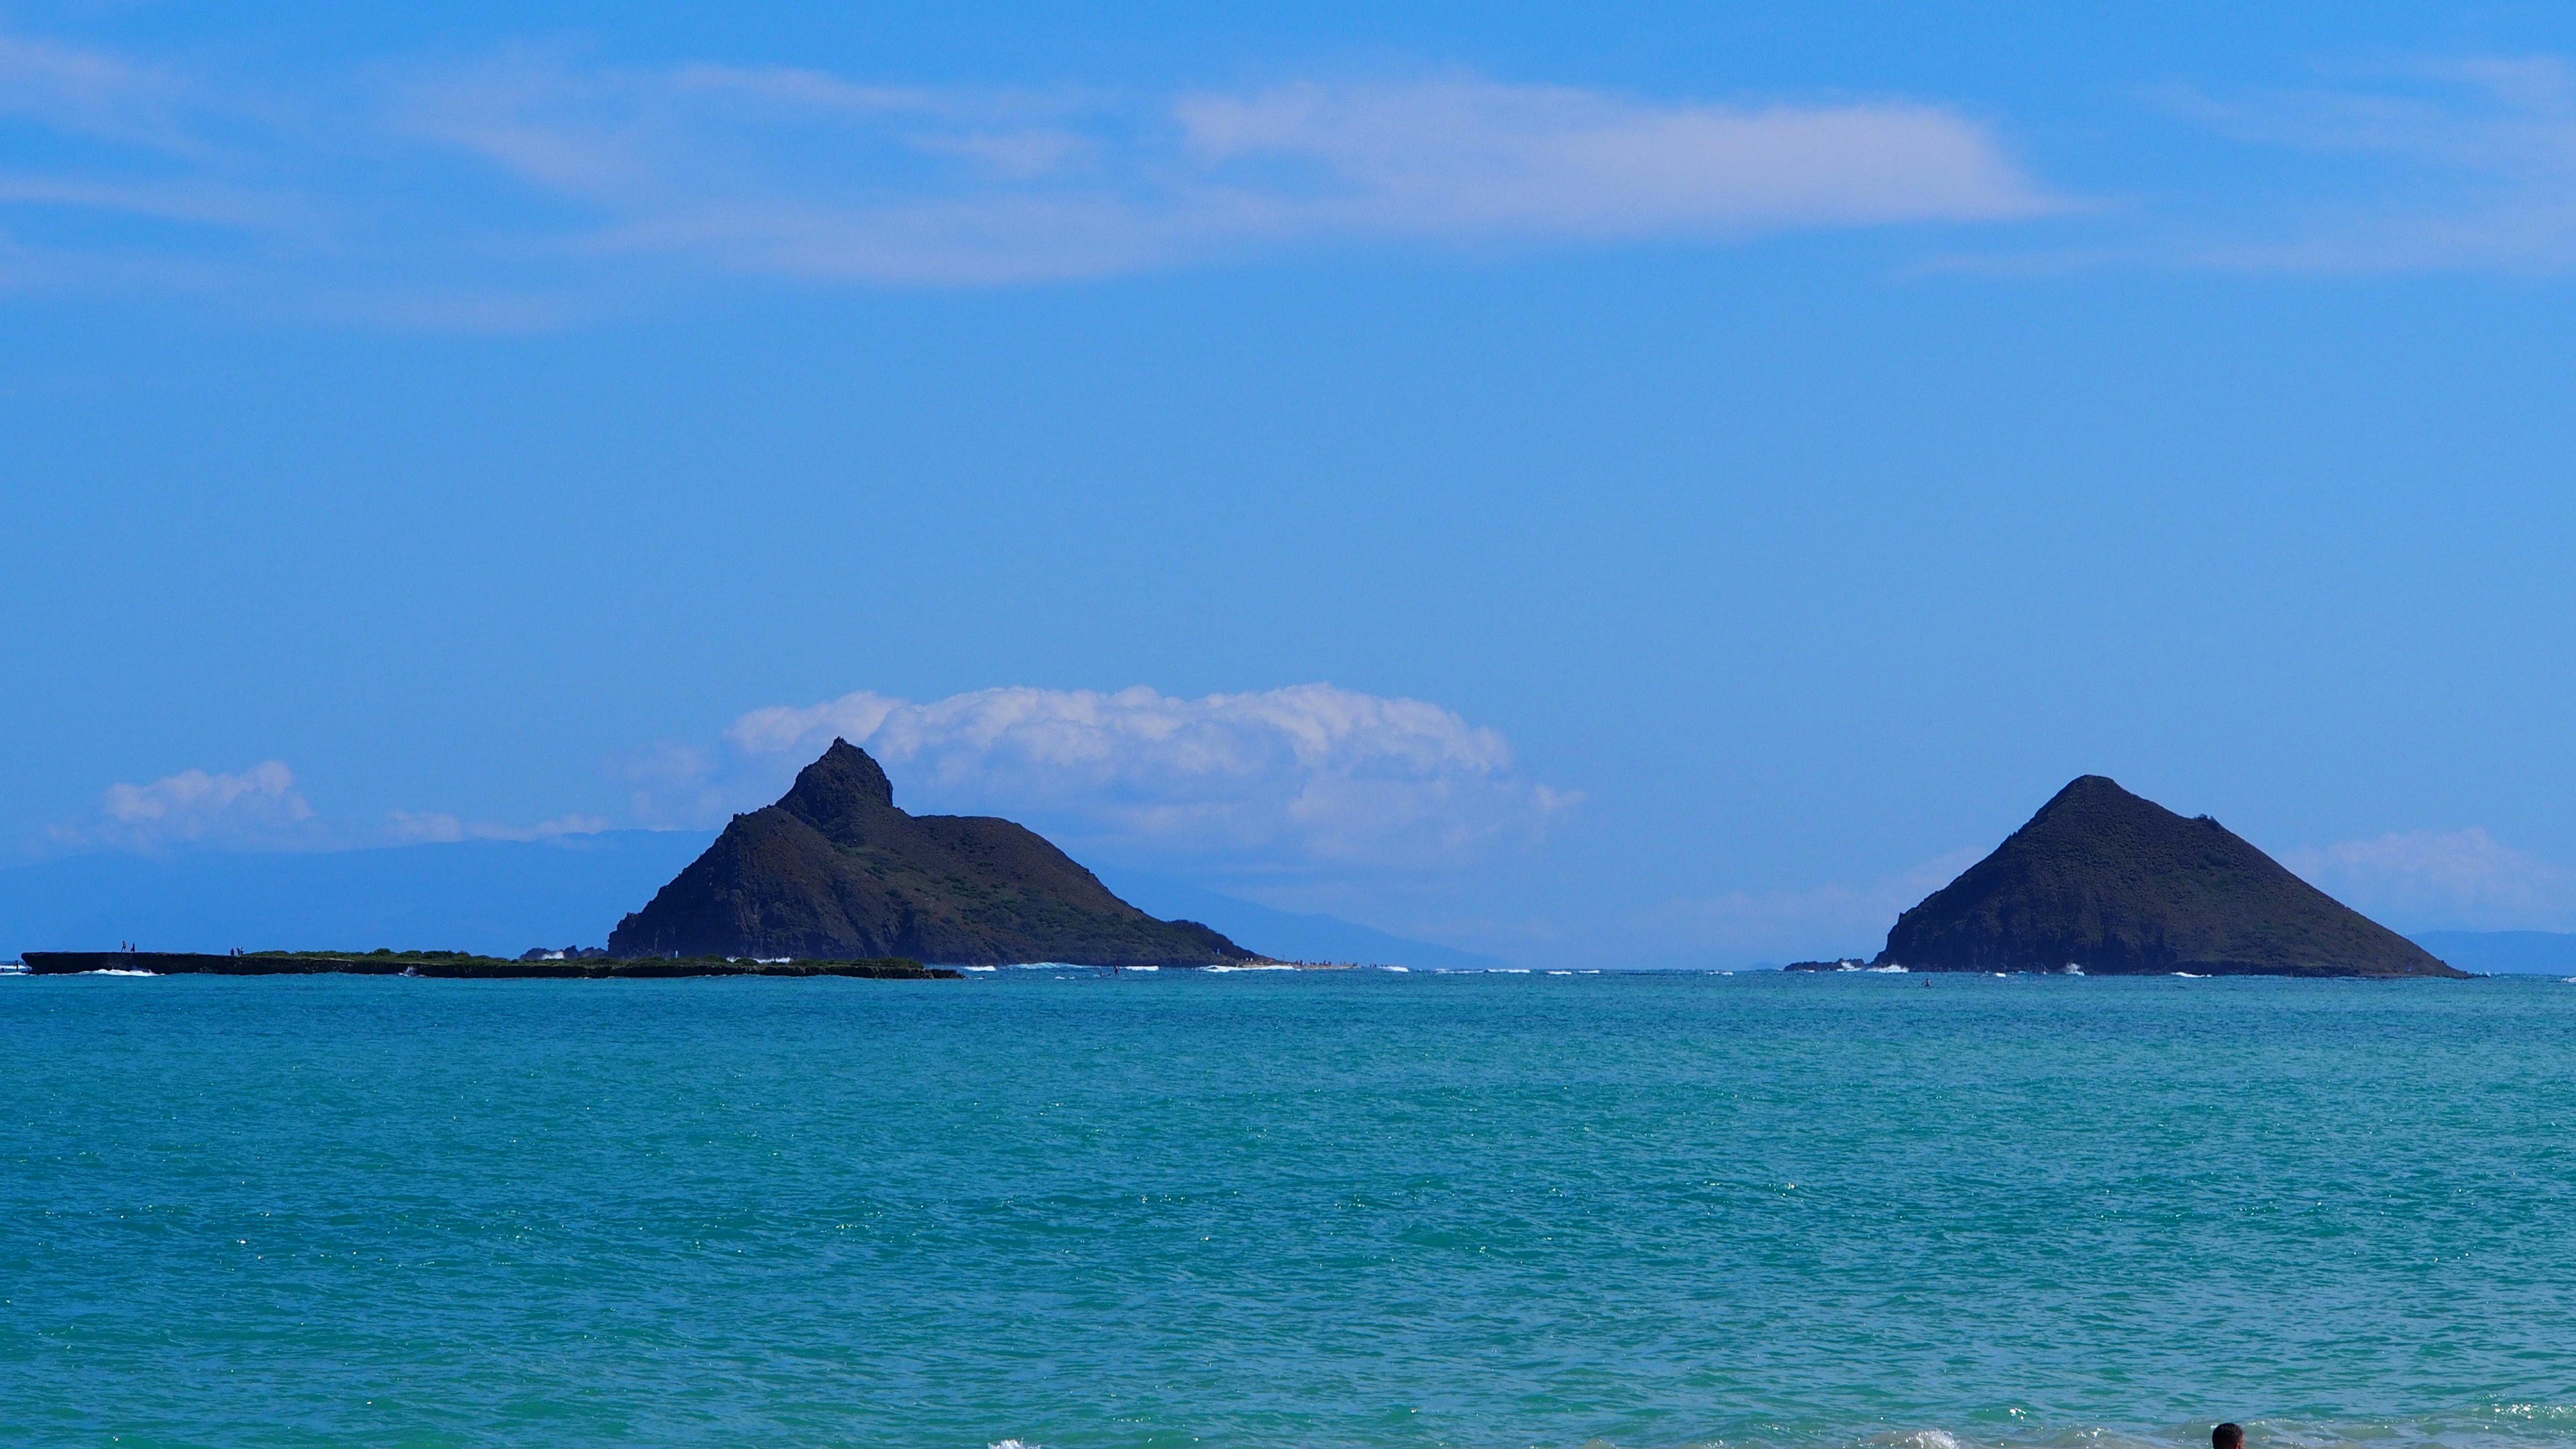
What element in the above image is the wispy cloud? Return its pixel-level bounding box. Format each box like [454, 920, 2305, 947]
[382, 810, 612, 845]
[0, 26, 2055, 310]
[2167, 56, 2576, 271]
[50, 760, 612, 854]
[0, 32, 194, 148]
[395, 63, 2053, 282]
[639, 682, 1576, 870]
[21, 25, 2576, 300]
[1175, 81, 2046, 237]
[2284, 826, 2576, 929]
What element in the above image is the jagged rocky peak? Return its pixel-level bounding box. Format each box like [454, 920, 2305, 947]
[608, 739, 1257, 969]
[781, 739, 896, 820]
[1862, 774, 2463, 978]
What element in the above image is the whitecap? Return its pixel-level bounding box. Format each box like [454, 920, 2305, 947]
[1378, 965, 1409, 972]
[961, 965, 998, 973]
[84, 969, 156, 977]
[1546, 970, 1573, 975]
[1495, 968, 1531, 974]
[1866, 964, 1908, 973]
[1870, 1432, 1962, 1449]
[2174, 972, 2206, 979]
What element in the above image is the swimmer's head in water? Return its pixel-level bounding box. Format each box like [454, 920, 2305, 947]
[2214, 1424, 2244, 1449]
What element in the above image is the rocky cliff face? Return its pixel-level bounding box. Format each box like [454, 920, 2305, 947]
[1874, 775, 2463, 977]
[607, 740, 1256, 967]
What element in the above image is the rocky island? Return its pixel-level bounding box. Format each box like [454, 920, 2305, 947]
[607, 739, 1256, 967]
[1796, 774, 2463, 977]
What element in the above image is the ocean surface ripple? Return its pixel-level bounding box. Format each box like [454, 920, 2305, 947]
[3, 970, 2573, 1448]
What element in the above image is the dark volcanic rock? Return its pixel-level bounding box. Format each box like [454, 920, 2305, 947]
[606, 740, 1256, 967]
[1876, 775, 2464, 977]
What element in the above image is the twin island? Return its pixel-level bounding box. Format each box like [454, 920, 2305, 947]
[26, 745, 2465, 979]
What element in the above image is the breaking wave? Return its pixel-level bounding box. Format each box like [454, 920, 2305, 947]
[970, 1414, 2576, 1449]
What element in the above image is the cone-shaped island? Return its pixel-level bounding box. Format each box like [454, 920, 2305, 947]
[1813, 775, 2463, 977]
[609, 740, 1257, 967]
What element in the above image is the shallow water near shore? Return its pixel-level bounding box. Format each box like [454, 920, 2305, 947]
[3, 970, 2573, 1448]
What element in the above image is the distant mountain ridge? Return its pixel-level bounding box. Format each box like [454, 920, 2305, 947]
[608, 740, 1254, 967]
[0, 830, 714, 960]
[2408, 930, 2576, 976]
[0, 823, 1484, 969]
[1090, 867, 1511, 970]
[1861, 775, 2463, 977]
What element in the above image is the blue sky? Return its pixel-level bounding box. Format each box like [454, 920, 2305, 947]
[8, 1, 2576, 965]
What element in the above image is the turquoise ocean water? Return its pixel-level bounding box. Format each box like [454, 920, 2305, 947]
[4, 969, 2573, 1448]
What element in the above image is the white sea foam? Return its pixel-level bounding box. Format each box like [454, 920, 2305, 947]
[2174, 972, 2207, 978]
[962, 965, 998, 973]
[1866, 964, 1907, 973]
[1496, 968, 1531, 973]
[1546, 969, 1573, 975]
[1856, 1417, 2576, 1449]
[1871, 1431, 1962, 1449]
[1377, 965, 1410, 971]
[84, 969, 156, 977]
[1205, 963, 1293, 973]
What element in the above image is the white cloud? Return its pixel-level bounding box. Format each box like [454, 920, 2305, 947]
[673, 682, 1575, 868]
[55, 760, 318, 849]
[2284, 826, 2576, 929]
